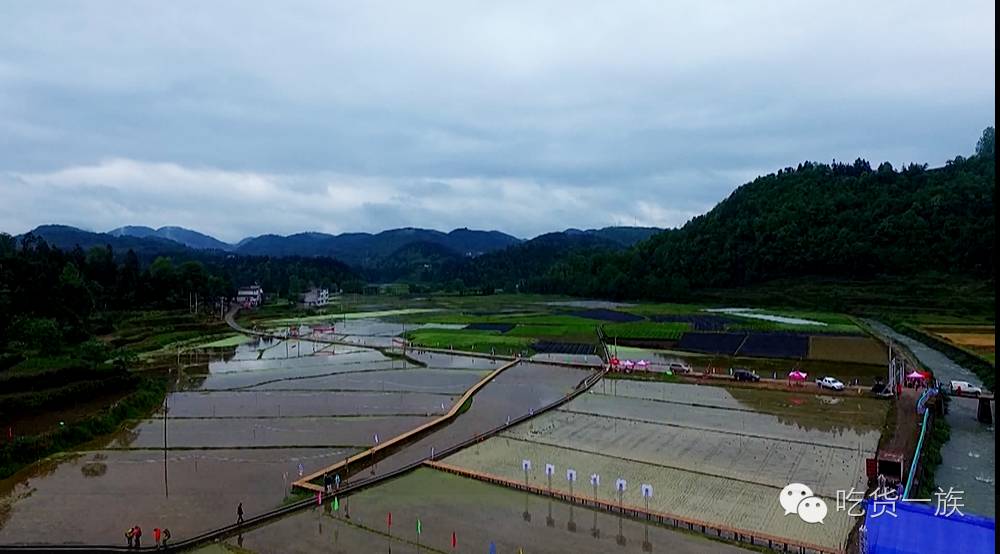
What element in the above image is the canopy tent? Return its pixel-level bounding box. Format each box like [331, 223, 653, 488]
[635, 360, 649, 369]
[788, 370, 808, 381]
[862, 498, 994, 554]
[906, 371, 927, 380]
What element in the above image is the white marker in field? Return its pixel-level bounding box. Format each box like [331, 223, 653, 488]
[522, 459, 532, 472]
[616, 478, 627, 493]
[545, 464, 555, 477]
[566, 469, 577, 482]
[590, 474, 601, 487]
[640, 483, 654, 513]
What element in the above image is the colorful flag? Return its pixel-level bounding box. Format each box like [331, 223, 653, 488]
[387, 512, 392, 529]
[451, 531, 457, 548]
[416, 519, 422, 535]
[333, 497, 339, 511]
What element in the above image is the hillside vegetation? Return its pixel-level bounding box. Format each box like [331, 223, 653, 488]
[525, 128, 995, 302]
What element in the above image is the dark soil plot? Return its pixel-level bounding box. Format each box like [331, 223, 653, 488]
[534, 341, 598, 355]
[570, 308, 644, 322]
[808, 336, 889, 365]
[677, 332, 748, 355]
[463, 322, 516, 333]
[737, 333, 809, 358]
[651, 314, 734, 331]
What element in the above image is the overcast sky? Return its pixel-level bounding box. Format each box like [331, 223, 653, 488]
[0, 1, 994, 241]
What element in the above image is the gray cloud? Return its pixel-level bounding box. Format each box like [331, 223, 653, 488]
[0, 1, 994, 239]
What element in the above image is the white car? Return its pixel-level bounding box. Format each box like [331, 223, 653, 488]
[950, 380, 983, 396]
[668, 362, 693, 374]
[816, 376, 845, 391]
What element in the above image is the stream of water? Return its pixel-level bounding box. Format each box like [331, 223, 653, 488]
[865, 320, 995, 518]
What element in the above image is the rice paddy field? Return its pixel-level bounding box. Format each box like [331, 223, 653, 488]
[0, 326, 496, 546]
[1, 296, 897, 551]
[227, 467, 749, 554]
[444, 380, 887, 552]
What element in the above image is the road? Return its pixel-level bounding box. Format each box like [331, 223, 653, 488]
[864, 320, 995, 517]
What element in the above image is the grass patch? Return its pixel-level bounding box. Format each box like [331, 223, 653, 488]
[406, 329, 535, 355]
[196, 334, 249, 348]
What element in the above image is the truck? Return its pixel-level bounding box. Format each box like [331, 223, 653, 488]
[816, 376, 845, 391]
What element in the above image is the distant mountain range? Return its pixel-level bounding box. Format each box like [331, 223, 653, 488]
[108, 225, 234, 251]
[19, 224, 661, 268]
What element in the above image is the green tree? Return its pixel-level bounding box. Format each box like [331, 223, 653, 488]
[976, 126, 995, 158]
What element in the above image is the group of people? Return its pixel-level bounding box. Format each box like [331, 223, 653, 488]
[125, 525, 170, 548]
[122, 503, 244, 548]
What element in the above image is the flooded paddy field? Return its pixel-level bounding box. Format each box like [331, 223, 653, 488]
[230, 467, 747, 554]
[444, 380, 886, 551]
[0, 327, 512, 546]
[247, 368, 490, 394]
[167, 390, 453, 418]
[0, 447, 356, 545]
[121, 415, 433, 449]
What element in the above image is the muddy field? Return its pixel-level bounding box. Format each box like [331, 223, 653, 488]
[229, 467, 747, 554]
[444, 380, 885, 551]
[0, 335, 501, 546]
[0, 447, 356, 545]
[807, 335, 887, 365]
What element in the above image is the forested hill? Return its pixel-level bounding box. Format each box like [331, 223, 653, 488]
[531, 128, 996, 300]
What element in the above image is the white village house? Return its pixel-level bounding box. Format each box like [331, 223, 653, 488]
[236, 285, 264, 307]
[299, 287, 329, 308]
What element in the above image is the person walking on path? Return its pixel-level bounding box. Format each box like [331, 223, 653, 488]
[153, 527, 161, 548]
[162, 528, 171, 547]
[237, 502, 245, 524]
[133, 525, 142, 548]
[125, 527, 134, 548]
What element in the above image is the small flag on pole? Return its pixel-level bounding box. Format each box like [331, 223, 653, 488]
[416, 518, 422, 535]
[387, 512, 392, 529]
[451, 531, 457, 548]
[317, 491, 323, 505]
[333, 497, 339, 511]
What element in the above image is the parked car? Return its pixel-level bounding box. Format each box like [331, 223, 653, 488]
[668, 362, 693, 374]
[816, 376, 845, 391]
[732, 368, 760, 382]
[950, 380, 983, 396]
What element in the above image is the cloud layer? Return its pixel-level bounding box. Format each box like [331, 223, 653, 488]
[1, 1, 994, 239]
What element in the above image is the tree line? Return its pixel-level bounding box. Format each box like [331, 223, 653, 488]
[0, 235, 358, 356]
